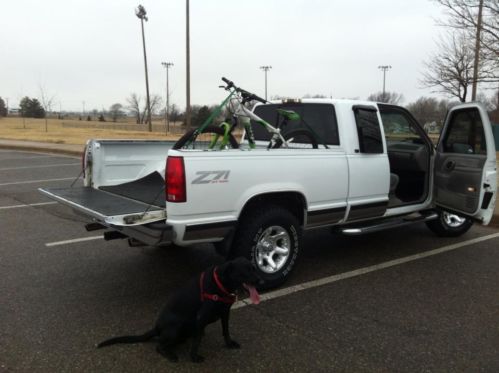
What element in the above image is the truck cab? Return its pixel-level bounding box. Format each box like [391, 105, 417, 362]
[247, 100, 496, 229]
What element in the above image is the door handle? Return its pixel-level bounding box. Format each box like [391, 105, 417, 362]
[445, 160, 456, 171]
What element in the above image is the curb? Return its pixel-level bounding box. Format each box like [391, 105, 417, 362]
[0, 143, 82, 157]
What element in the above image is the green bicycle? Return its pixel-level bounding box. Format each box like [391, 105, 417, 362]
[173, 77, 319, 150]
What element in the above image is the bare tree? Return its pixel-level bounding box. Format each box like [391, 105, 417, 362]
[303, 93, 329, 98]
[406, 97, 451, 127]
[433, 0, 498, 84]
[0, 97, 7, 117]
[109, 103, 124, 122]
[488, 89, 499, 122]
[39, 85, 56, 132]
[148, 94, 163, 120]
[126, 93, 162, 125]
[421, 32, 475, 102]
[126, 93, 142, 124]
[168, 103, 181, 122]
[367, 91, 404, 104]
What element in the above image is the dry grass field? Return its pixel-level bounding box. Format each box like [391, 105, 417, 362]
[0, 117, 496, 161]
[0, 117, 184, 145]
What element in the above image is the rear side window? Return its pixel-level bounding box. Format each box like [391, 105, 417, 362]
[353, 106, 383, 154]
[249, 103, 339, 145]
[442, 108, 487, 155]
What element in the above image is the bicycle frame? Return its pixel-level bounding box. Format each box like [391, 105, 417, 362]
[228, 98, 287, 149]
[186, 90, 237, 148]
[181, 78, 306, 150]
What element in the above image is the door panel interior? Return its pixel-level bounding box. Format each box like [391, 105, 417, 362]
[435, 104, 495, 219]
[434, 153, 486, 213]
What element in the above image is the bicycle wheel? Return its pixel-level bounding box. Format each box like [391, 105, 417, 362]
[173, 125, 239, 150]
[272, 129, 319, 149]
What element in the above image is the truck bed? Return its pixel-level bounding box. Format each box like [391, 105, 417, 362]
[44, 186, 162, 216]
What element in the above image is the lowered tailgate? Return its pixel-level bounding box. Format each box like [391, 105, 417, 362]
[39, 172, 166, 226]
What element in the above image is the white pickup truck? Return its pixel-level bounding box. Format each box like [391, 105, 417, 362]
[40, 99, 497, 288]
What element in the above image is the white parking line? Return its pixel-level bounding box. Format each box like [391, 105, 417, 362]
[0, 163, 79, 171]
[233, 232, 499, 309]
[0, 177, 76, 186]
[45, 236, 104, 247]
[0, 202, 57, 210]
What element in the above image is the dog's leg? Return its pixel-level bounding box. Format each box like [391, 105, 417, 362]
[156, 343, 179, 362]
[190, 327, 205, 363]
[190, 302, 219, 363]
[157, 330, 180, 362]
[221, 309, 240, 349]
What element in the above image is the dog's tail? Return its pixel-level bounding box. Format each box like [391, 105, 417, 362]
[96, 328, 159, 348]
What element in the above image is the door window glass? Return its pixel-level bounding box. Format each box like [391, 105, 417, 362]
[379, 111, 423, 143]
[442, 108, 486, 155]
[353, 107, 383, 153]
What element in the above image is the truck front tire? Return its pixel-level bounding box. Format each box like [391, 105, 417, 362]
[231, 206, 301, 289]
[426, 210, 473, 237]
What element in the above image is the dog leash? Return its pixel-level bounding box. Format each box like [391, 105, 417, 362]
[199, 267, 237, 304]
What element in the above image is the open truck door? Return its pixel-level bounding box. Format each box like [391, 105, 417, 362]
[434, 103, 497, 225]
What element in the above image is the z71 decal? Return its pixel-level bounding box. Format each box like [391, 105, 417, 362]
[192, 170, 230, 184]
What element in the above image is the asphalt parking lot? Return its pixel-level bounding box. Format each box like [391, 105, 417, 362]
[1, 149, 499, 372]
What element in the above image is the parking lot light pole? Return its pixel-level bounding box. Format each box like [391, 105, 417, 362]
[471, 0, 484, 101]
[161, 62, 174, 134]
[378, 65, 392, 102]
[136, 4, 152, 132]
[185, 0, 191, 131]
[260, 66, 272, 101]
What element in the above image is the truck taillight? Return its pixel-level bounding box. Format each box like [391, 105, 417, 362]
[166, 156, 186, 203]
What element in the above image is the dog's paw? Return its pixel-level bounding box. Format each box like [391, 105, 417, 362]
[156, 345, 179, 363]
[226, 340, 241, 349]
[167, 355, 179, 363]
[190, 354, 205, 363]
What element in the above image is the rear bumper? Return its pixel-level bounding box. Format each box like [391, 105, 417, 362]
[108, 220, 175, 246]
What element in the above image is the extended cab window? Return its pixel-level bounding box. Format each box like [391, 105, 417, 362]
[249, 103, 339, 145]
[442, 108, 486, 155]
[353, 106, 383, 154]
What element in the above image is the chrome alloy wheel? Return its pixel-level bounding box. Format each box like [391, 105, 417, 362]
[442, 211, 467, 228]
[255, 226, 291, 274]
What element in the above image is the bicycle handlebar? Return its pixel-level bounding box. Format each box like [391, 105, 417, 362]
[221, 77, 267, 104]
[222, 77, 234, 88]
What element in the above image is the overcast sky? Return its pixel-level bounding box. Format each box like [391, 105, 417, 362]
[1, 0, 448, 112]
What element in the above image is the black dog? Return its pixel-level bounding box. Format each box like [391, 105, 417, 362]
[97, 257, 260, 363]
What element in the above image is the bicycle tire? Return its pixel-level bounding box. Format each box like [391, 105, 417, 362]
[272, 129, 319, 149]
[173, 125, 239, 150]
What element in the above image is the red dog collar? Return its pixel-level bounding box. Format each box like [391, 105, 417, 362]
[200, 267, 237, 304]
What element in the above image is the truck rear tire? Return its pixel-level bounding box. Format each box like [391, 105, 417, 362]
[425, 210, 473, 237]
[231, 206, 301, 289]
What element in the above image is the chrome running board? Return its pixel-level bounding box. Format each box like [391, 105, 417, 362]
[341, 212, 438, 235]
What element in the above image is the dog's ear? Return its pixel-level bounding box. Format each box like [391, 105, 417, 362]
[218, 260, 233, 277]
